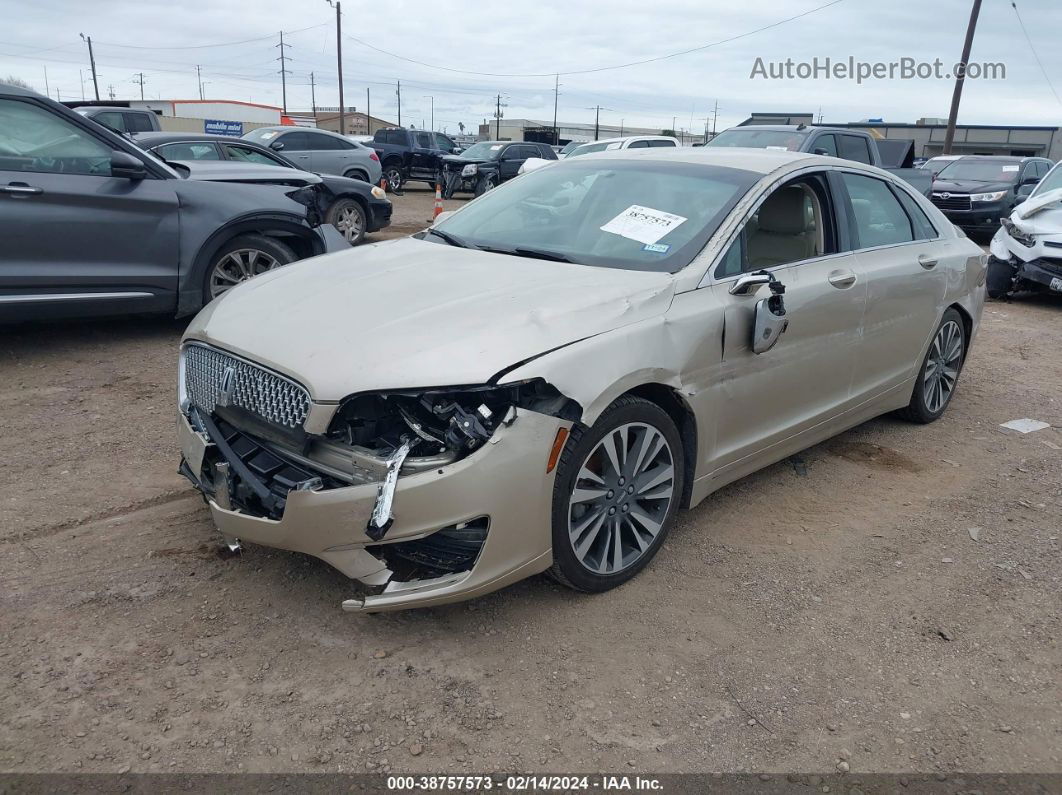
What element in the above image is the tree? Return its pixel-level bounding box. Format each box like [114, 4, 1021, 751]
[458, 122, 465, 134]
[4, 75, 35, 91]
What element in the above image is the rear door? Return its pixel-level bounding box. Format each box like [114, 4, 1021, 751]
[839, 171, 949, 399]
[838, 134, 874, 165]
[275, 130, 312, 168]
[410, 131, 437, 179]
[0, 96, 180, 315]
[302, 130, 356, 176]
[707, 170, 867, 470]
[499, 144, 534, 180]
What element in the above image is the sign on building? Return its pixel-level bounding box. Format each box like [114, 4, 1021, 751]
[204, 119, 243, 136]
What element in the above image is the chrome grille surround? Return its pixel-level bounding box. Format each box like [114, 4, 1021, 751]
[181, 343, 311, 429]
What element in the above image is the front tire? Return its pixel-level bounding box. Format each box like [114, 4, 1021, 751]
[898, 308, 966, 424]
[202, 234, 297, 304]
[326, 197, 367, 245]
[474, 174, 498, 197]
[548, 396, 684, 593]
[383, 164, 403, 193]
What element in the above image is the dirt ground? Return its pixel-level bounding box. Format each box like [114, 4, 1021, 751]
[1, 189, 1060, 776]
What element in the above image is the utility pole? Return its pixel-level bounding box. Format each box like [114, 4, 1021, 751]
[423, 95, 433, 130]
[943, 0, 982, 154]
[620, 119, 625, 136]
[134, 72, 145, 100]
[671, 115, 677, 135]
[494, 94, 507, 140]
[552, 74, 560, 145]
[326, 1, 344, 134]
[707, 100, 719, 143]
[595, 106, 602, 140]
[79, 34, 100, 101]
[396, 80, 402, 127]
[276, 31, 292, 114]
[107, 83, 115, 100]
[366, 87, 371, 135]
[196, 65, 204, 100]
[79, 69, 85, 100]
[309, 72, 317, 116]
[43, 66, 49, 97]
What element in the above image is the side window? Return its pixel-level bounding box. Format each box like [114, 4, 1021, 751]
[812, 134, 838, 157]
[93, 111, 127, 133]
[434, 133, 455, 152]
[648, 139, 676, 147]
[224, 144, 285, 166]
[157, 142, 221, 161]
[125, 112, 156, 133]
[276, 131, 310, 151]
[0, 99, 113, 176]
[892, 187, 938, 240]
[718, 176, 834, 276]
[388, 130, 407, 145]
[839, 135, 873, 165]
[415, 132, 434, 149]
[627, 140, 650, 148]
[304, 132, 346, 150]
[841, 173, 915, 248]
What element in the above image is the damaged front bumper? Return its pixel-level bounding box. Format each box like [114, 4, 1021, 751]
[177, 406, 566, 612]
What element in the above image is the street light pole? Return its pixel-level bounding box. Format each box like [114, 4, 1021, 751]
[943, 0, 982, 155]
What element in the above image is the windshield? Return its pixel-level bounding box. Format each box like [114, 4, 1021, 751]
[457, 142, 504, 160]
[243, 128, 282, 144]
[923, 157, 958, 173]
[559, 141, 583, 155]
[431, 160, 757, 273]
[935, 160, 1022, 183]
[706, 129, 808, 151]
[1032, 164, 1062, 197]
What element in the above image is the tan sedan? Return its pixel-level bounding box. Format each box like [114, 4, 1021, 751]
[177, 148, 986, 611]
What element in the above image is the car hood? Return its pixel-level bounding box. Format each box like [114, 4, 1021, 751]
[184, 237, 676, 402]
[442, 154, 493, 167]
[932, 179, 1013, 194]
[176, 160, 321, 185]
[1013, 187, 1062, 220]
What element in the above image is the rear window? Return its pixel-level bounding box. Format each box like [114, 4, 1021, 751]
[706, 129, 808, 151]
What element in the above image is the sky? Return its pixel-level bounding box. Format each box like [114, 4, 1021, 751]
[1, 0, 1059, 135]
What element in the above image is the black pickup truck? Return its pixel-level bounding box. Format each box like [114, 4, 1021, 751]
[370, 128, 460, 192]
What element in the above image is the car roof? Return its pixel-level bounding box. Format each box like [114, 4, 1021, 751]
[0, 82, 41, 98]
[583, 135, 677, 145]
[564, 145, 821, 174]
[256, 125, 347, 139]
[955, 155, 1042, 162]
[135, 132, 264, 146]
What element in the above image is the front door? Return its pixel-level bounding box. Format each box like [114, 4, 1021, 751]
[0, 96, 180, 316]
[707, 173, 867, 472]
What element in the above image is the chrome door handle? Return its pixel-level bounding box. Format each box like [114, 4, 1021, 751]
[918, 254, 938, 269]
[828, 269, 857, 289]
[0, 183, 43, 195]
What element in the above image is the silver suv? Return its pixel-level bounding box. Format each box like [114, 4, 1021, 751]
[244, 126, 382, 184]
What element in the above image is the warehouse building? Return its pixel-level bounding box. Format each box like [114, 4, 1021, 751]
[740, 112, 1062, 160]
[477, 118, 692, 145]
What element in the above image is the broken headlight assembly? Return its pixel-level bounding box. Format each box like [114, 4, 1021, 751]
[326, 379, 579, 467]
[1001, 218, 1035, 247]
[461, 163, 478, 177]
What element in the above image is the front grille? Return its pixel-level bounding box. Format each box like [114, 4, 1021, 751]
[182, 343, 310, 429]
[931, 193, 972, 211]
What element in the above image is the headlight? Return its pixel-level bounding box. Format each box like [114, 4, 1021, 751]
[970, 191, 1007, 202]
[370, 185, 387, 200]
[461, 164, 478, 177]
[1001, 218, 1035, 247]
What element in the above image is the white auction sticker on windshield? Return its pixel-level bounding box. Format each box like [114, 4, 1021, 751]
[600, 205, 687, 245]
[1002, 165, 1019, 172]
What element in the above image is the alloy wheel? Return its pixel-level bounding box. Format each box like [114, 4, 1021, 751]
[567, 422, 676, 575]
[208, 248, 282, 299]
[923, 320, 963, 413]
[334, 204, 364, 244]
[385, 168, 402, 192]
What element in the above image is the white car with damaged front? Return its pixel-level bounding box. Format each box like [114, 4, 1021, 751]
[177, 147, 985, 612]
[988, 160, 1062, 298]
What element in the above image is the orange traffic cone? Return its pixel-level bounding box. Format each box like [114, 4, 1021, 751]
[379, 177, 388, 193]
[433, 182, 444, 219]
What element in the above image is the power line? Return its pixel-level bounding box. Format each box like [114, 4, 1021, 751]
[345, 0, 847, 78]
[92, 24, 328, 51]
[1009, 1, 1062, 107]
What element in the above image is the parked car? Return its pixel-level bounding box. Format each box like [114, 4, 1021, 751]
[0, 83, 346, 322]
[930, 155, 1053, 237]
[987, 160, 1062, 299]
[133, 132, 391, 245]
[369, 127, 461, 192]
[441, 141, 557, 197]
[177, 146, 985, 612]
[243, 126, 382, 185]
[73, 105, 161, 134]
[706, 124, 932, 196]
[558, 141, 584, 156]
[920, 154, 964, 176]
[565, 136, 680, 157]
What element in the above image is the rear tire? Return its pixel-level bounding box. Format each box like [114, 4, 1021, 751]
[383, 164, 403, 193]
[202, 234, 297, 305]
[548, 396, 684, 593]
[898, 308, 966, 424]
[343, 169, 368, 182]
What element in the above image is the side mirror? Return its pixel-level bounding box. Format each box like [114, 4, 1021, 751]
[812, 148, 830, 156]
[729, 271, 773, 295]
[1016, 183, 1035, 199]
[452, 147, 463, 155]
[110, 150, 147, 180]
[269, 140, 285, 151]
[752, 293, 789, 354]
[1021, 176, 1041, 186]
